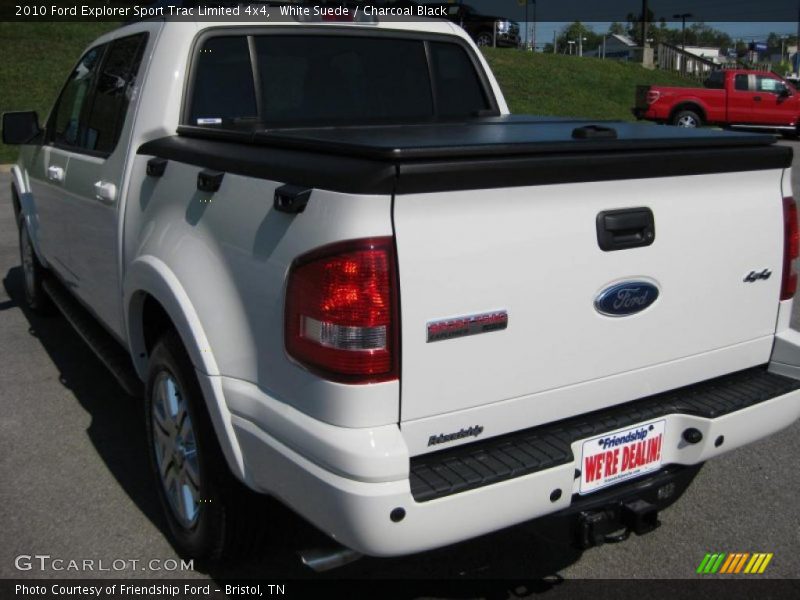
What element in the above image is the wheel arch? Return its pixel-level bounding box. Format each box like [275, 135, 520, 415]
[10, 165, 47, 265]
[125, 255, 246, 481]
[669, 102, 707, 125]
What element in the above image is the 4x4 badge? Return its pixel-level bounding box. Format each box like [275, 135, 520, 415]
[744, 269, 772, 283]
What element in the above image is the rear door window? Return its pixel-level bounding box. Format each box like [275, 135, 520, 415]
[50, 33, 148, 155]
[703, 71, 724, 89]
[83, 33, 148, 154]
[734, 74, 749, 91]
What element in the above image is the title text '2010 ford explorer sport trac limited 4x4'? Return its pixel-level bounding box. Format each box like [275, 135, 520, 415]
[4, 14, 800, 567]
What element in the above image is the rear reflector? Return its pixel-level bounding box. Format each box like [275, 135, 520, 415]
[782, 196, 799, 301]
[285, 237, 398, 383]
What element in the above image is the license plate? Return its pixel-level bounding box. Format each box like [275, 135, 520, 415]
[579, 419, 666, 495]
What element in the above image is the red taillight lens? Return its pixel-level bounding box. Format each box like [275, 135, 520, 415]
[285, 237, 398, 383]
[646, 90, 661, 104]
[782, 196, 799, 301]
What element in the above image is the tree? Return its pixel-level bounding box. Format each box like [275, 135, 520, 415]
[608, 22, 626, 36]
[625, 8, 655, 45]
[557, 21, 602, 55]
[687, 22, 732, 48]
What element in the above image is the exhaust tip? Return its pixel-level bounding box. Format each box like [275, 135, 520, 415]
[299, 546, 363, 572]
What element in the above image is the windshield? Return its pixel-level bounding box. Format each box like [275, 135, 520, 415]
[188, 34, 493, 128]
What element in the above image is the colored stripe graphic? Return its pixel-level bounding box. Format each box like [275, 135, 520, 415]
[697, 553, 727, 574]
[734, 553, 750, 573]
[697, 552, 772, 574]
[696, 553, 713, 574]
[719, 553, 737, 574]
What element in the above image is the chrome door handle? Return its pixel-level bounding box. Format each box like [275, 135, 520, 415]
[94, 180, 117, 203]
[46, 165, 64, 182]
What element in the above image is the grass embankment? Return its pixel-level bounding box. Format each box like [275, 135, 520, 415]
[482, 48, 696, 120]
[0, 23, 117, 162]
[0, 25, 698, 163]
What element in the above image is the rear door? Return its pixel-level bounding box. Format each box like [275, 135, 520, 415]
[727, 72, 757, 122]
[394, 168, 783, 423]
[59, 32, 148, 337]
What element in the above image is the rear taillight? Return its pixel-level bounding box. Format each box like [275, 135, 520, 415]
[285, 237, 398, 383]
[782, 196, 799, 301]
[646, 90, 661, 104]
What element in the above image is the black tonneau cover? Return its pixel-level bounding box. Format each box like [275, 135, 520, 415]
[138, 115, 792, 194]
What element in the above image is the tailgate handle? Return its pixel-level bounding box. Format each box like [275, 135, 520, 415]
[572, 125, 618, 139]
[596, 208, 655, 251]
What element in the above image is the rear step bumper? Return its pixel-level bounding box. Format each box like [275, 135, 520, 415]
[409, 366, 800, 502]
[224, 365, 800, 557]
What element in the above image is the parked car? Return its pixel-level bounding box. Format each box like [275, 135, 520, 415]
[634, 68, 800, 131]
[424, 2, 520, 47]
[4, 16, 800, 568]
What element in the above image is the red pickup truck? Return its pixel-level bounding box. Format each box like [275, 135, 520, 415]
[634, 69, 800, 132]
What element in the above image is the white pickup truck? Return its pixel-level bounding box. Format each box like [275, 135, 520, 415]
[4, 15, 800, 568]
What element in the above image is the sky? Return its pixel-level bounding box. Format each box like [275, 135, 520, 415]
[453, 0, 800, 45]
[526, 22, 799, 45]
[458, 0, 800, 23]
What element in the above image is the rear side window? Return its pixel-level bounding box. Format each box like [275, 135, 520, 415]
[189, 36, 257, 125]
[430, 42, 490, 117]
[186, 34, 492, 128]
[734, 74, 749, 91]
[703, 71, 724, 89]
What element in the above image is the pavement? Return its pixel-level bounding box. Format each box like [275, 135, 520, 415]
[1, 144, 799, 589]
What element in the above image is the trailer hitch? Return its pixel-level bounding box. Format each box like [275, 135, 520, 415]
[576, 499, 660, 549]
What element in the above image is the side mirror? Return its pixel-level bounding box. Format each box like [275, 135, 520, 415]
[780, 87, 792, 98]
[2, 111, 41, 145]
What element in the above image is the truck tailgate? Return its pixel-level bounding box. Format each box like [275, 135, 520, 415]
[394, 168, 784, 422]
[205, 117, 791, 427]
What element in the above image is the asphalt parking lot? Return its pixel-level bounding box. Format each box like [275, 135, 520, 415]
[1, 144, 799, 589]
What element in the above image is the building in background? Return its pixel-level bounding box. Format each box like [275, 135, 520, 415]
[585, 33, 638, 60]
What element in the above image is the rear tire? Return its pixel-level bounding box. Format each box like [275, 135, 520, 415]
[672, 109, 702, 128]
[145, 330, 267, 564]
[18, 216, 51, 313]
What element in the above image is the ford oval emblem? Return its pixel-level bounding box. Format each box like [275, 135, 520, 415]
[595, 281, 659, 317]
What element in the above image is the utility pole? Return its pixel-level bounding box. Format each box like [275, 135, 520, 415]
[532, 0, 537, 52]
[641, 0, 649, 47]
[796, 0, 800, 75]
[553, 29, 557, 54]
[673, 13, 692, 51]
[524, 0, 528, 49]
